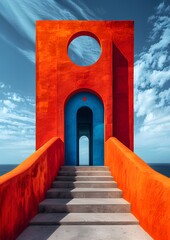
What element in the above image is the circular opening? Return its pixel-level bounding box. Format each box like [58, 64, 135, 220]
[68, 34, 101, 66]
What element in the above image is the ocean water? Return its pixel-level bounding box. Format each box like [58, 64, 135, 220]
[149, 163, 170, 178]
[0, 164, 18, 176]
[0, 163, 170, 178]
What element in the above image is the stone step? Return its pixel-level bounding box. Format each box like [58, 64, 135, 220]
[52, 181, 117, 188]
[58, 171, 111, 176]
[17, 225, 153, 240]
[56, 176, 113, 181]
[39, 198, 130, 213]
[60, 166, 109, 171]
[30, 213, 139, 225]
[46, 188, 122, 198]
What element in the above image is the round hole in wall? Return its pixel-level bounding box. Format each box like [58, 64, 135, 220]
[68, 32, 101, 66]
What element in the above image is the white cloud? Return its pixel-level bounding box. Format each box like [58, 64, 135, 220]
[157, 54, 167, 69]
[135, 88, 157, 117]
[135, 3, 170, 92]
[134, 1, 170, 162]
[3, 100, 16, 109]
[0, 82, 35, 163]
[157, 2, 167, 14]
[158, 88, 170, 106]
[135, 1, 170, 114]
[135, 105, 170, 163]
[18, 49, 35, 64]
[8, 93, 23, 102]
[150, 69, 170, 87]
[0, 83, 5, 88]
[68, 0, 98, 19]
[142, 106, 170, 131]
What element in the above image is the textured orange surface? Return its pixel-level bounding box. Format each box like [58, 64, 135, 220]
[105, 137, 170, 240]
[0, 138, 64, 240]
[36, 20, 134, 151]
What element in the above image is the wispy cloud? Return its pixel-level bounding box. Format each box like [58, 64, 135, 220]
[0, 0, 99, 64]
[134, 1, 170, 162]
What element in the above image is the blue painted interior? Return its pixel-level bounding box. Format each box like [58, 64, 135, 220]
[65, 92, 104, 166]
[77, 107, 92, 166]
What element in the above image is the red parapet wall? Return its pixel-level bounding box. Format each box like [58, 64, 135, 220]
[0, 138, 64, 240]
[105, 137, 170, 240]
[36, 20, 134, 151]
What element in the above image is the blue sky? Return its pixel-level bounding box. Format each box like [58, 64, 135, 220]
[0, 0, 169, 164]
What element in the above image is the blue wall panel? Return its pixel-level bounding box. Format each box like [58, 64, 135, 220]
[65, 92, 104, 166]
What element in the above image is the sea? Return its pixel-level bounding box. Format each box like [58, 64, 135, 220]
[148, 163, 170, 178]
[0, 163, 170, 178]
[0, 164, 19, 176]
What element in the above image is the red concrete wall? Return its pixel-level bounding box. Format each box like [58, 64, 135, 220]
[105, 137, 170, 240]
[0, 138, 64, 240]
[36, 20, 134, 151]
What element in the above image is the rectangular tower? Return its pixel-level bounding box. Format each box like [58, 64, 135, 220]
[36, 20, 134, 152]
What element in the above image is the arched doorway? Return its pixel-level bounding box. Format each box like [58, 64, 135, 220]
[65, 91, 104, 166]
[77, 107, 92, 165]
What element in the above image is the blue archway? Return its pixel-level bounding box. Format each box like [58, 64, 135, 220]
[65, 91, 104, 166]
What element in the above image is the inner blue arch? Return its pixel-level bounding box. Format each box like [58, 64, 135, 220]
[65, 91, 104, 166]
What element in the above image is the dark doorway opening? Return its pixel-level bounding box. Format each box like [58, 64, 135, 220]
[77, 107, 93, 165]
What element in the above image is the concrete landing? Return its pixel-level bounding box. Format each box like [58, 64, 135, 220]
[17, 225, 153, 240]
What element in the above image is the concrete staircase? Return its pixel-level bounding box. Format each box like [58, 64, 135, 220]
[17, 166, 152, 240]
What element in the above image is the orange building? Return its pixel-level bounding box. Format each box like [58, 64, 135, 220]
[36, 20, 134, 165]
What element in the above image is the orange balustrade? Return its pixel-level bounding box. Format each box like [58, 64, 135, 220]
[0, 137, 64, 240]
[105, 137, 170, 240]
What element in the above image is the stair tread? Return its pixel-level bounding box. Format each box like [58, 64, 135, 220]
[58, 172, 111, 176]
[30, 213, 139, 225]
[61, 166, 109, 170]
[57, 176, 113, 178]
[56, 176, 113, 180]
[47, 188, 122, 192]
[52, 181, 117, 188]
[40, 198, 129, 205]
[17, 225, 153, 240]
[54, 180, 116, 183]
[59, 171, 110, 173]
